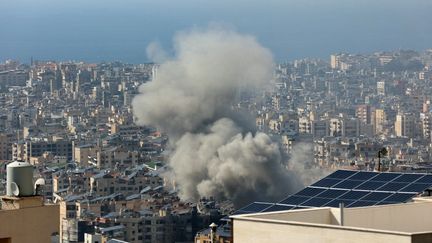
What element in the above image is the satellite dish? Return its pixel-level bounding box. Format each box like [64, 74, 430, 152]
[10, 182, 20, 196]
[34, 178, 45, 187]
[34, 178, 46, 195]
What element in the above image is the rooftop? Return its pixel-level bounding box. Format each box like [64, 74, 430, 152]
[231, 199, 432, 242]
[234, 169, 432, 215]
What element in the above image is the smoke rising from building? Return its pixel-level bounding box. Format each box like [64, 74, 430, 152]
[288, 143, 331, 186]
[146, 42, 168, 64]
[133, 28, 303, 206]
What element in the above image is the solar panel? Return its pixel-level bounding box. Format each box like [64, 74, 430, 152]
[318, 189, 349, 199]
[348, 200, 377, 207]
[355, 181, 386, 190]
[239, 202, 273, 213]
[399, 183, 431, 193]
[375, 201, 398, 206]
[370, 173, 401, 182]
[262, 204, 295, 212]
[325, 199, 356, 207]
[311, 178, 342, 188]
[348, 171, 379, 181]
[361, 192, 392, 201]
[232, 170, 432, 216]
[382, 193, 416, 203]
[293, 206, 310, 210]
[333, 179, 364, 189]
[378, 182, 407, 191]
[279, 195, 310, 205]
[416, 175, 432, 184]
[393, 174, 424, 183]
[301, 197, 333, 207]
[327, 170, 357, 179]
[339, 190, 369, 200]
[295, 187, 326, 197]
[231, 210, 251, 215]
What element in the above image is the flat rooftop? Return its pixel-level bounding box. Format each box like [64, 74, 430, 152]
[232, 198, 432, 234]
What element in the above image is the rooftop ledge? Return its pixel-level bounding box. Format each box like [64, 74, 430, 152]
[231, 200, 432, 235]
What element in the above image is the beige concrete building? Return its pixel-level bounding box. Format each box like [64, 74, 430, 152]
[29, 151, 67, 165]
[0, 132, 14, 161]
[0, 70, 28, 88]
[90, 170, 162, 197]
[12, 138, 73, 162]
[374, 108, 387, 135]
[231, 200, 432, 243]
[420, 113, 432, 140]
[356, 105, 372, 125]
[73, 144, 99, 166]
[330, 54, 340, 69]
[298, 117, 311, 134]
[312, 120, 329, 138]
[395, 113, 416, 138]
[84, 233, 104, 243]
[11, 142, 25, 162]
[96, 146, 139, 168]
[377, 80, 386, 95]
[109, 123, 142, 136]
[0, 196, 59, 243]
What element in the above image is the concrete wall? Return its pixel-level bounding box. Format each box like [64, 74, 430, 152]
[342, 202, 432, 232]
[232, 202, 432, 243]
[251, 208, 332, 225]
[233, 219, 413, 243]
[0, 204, 59, 243]
[248, 202, 432, 234]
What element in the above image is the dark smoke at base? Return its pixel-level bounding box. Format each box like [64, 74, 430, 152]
[133, 27, 304, 207]
[170, 118, 304, 206]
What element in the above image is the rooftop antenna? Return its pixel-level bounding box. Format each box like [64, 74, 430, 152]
[377, 147, 388, 172]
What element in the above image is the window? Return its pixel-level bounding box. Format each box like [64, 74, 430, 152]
[66, 205, 76, 210]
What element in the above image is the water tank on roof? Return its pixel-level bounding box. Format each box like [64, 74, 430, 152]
[6, 161, 34, 197]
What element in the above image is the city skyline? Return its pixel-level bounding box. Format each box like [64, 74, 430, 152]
[2, 1, 432, 242]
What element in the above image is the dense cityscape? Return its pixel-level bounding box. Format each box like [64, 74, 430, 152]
[1, 47, 432, 242]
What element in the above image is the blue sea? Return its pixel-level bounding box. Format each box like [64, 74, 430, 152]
[1, 0, 431, 63]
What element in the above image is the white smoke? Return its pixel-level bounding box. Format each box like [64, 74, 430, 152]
[133, 27, 303, 206]
[288, 143, 330, 186]
[146, 42, 168, 63]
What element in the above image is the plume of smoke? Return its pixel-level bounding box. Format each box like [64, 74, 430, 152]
[133, 27, 303, 206]
[170, 118, 303, 206]
[146, 42, 168, 63]
[288, 143, 331, 186]
[133, 28, 273, 137]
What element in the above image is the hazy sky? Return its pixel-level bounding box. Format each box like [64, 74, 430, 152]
[1, 0, 431, 63]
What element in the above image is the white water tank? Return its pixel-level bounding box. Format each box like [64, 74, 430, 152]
[6, 161, 34, 197]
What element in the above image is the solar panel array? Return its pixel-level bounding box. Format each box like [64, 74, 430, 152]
[233, 170, 432, 215]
